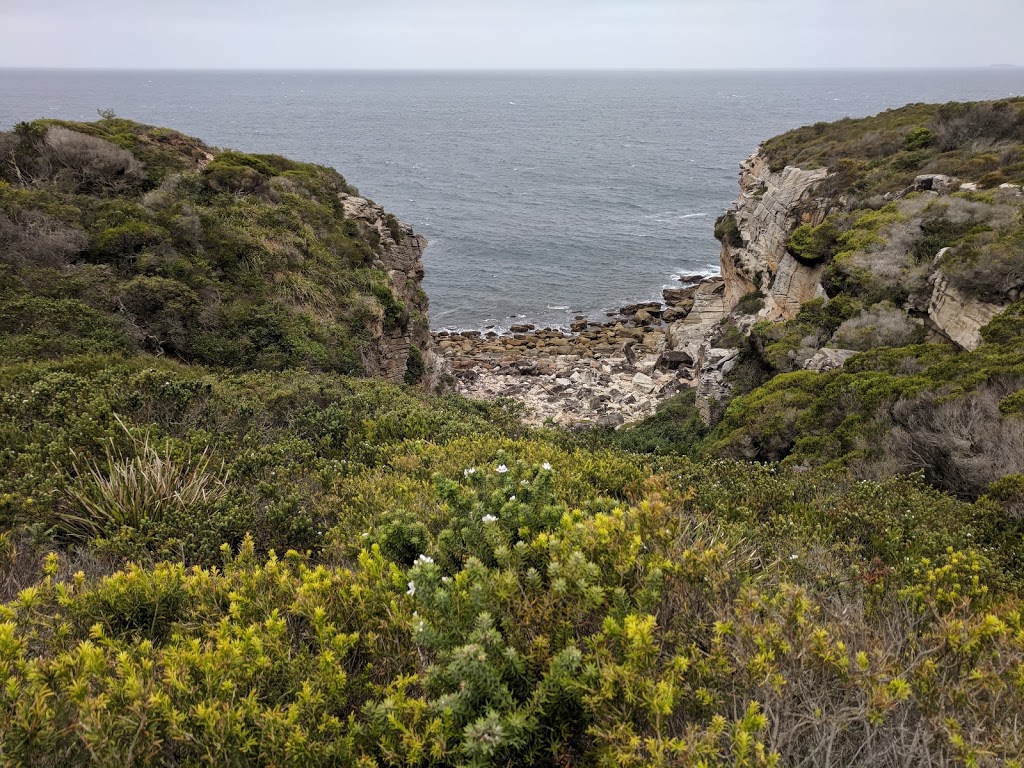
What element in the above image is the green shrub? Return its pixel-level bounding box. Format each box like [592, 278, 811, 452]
[404, 345, 426, 385]
[735, 290, 765, 315]
[714, 213, 743, 248]
[902, 127, 933, 151]
[786, 218, 841, 264]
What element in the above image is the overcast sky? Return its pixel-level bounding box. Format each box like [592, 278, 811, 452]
[1, 0, 1021, 70]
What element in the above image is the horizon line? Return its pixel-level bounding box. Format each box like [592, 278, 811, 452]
[1, 65, 1020, 74]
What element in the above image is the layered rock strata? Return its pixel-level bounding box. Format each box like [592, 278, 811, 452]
[719, 153, 831, 319]
[927, 270, 1008, 351]
[341, 194, 440, 386]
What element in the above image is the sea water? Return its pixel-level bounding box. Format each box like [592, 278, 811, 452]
[3, 69, 1023, 330]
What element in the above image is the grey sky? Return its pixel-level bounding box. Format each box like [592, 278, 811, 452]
[1, 0, 1021, 70]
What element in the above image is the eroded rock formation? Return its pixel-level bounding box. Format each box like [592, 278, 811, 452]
[719, 153, 831, 317]
[341, 194, 440, 386]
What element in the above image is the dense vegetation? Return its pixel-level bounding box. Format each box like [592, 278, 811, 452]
[1, 109, 1024, 765]
[760, 98, 1024, 198]
[0, 116, 412, 374]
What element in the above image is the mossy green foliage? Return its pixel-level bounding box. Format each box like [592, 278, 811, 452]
[704, 323, 1024, 484]
[0, 118, 409, 374]
[761, 98, 1024, 197]
[786, 217, 842, 264]
[589, 389, 709, 456]
[404, 344, 426, 385]
[713, 213, 743, 248]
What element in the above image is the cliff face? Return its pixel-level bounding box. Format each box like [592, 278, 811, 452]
[340, 195, 439, 386]
[719, 153, 831, 319]
[701, 123, 1023, 428]
[714, 153, 1013, 357]
[927, 269, 1008, 351]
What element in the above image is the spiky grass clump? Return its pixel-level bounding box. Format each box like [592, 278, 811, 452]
[55, 417, 227, 541]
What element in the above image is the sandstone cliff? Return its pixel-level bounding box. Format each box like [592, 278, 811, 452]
[341, 195, 439, 386]
[718, 153, 831, 319]
[927, 269, 1008, 351]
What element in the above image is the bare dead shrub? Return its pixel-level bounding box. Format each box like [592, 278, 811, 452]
[882, 381, 1024, 497]
[930, 101, 1024, 152]
[832, 304, 923, 351]
[43, 126, 144, 193]
[0, 208, 87, 268]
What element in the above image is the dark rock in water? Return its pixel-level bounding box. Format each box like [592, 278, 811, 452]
[678, 273, 707, 284]
[656, 350, 694, 372]
[570, 319, 588, 333]
[620, 301, 662, 317]
[461, 330, 482, 338]
[510, 324, 535, 333]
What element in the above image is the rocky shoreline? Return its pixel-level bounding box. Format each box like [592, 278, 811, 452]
[434, 275, 728, 426]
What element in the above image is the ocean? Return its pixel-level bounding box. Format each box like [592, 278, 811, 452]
[3, 69, 1024, 331]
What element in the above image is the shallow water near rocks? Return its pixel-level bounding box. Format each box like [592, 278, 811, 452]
[4, 68, 1024, 330]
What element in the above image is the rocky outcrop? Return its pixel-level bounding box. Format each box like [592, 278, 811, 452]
[695, 343, 741, 425]
[927, 270, 1007, 351]
[666, 278, 729, 357]
[719, 153, 831, 319]
[341, 194, 439, 386]
[435, 318, 693, 427]
[762, 253, 830, 322]
[804, 348, 858, 373]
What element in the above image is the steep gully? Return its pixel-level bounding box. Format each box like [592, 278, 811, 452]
[428, 153, 1014, 427]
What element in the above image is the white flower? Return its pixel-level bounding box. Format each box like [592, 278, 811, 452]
[407, 580, 416, 596]
[361, 532, 369, 538]
[482, 514, 498, 524]
[542, 462, 553, 471]
[464, 467, 477, 477]
[509, 496, 516, 501]
[441, 576, 452, 584]
[416, 554, 434, 564]
[496, 464, 509, 474]
[790, 554, 799, 561]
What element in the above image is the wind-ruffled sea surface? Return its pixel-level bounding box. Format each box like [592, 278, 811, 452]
[3, 69, 1024, 330]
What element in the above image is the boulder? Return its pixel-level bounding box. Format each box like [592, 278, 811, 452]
[914, 174, 958, 194]
[928, 270, 1008, 350]
[803, 348, 859, 373]
[620, 301, 662, 317]
[662, 302, 694, 323]
[632, 372, 656, 393]
[656, 350, 694, 371]
[663, 287, 697, 305]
